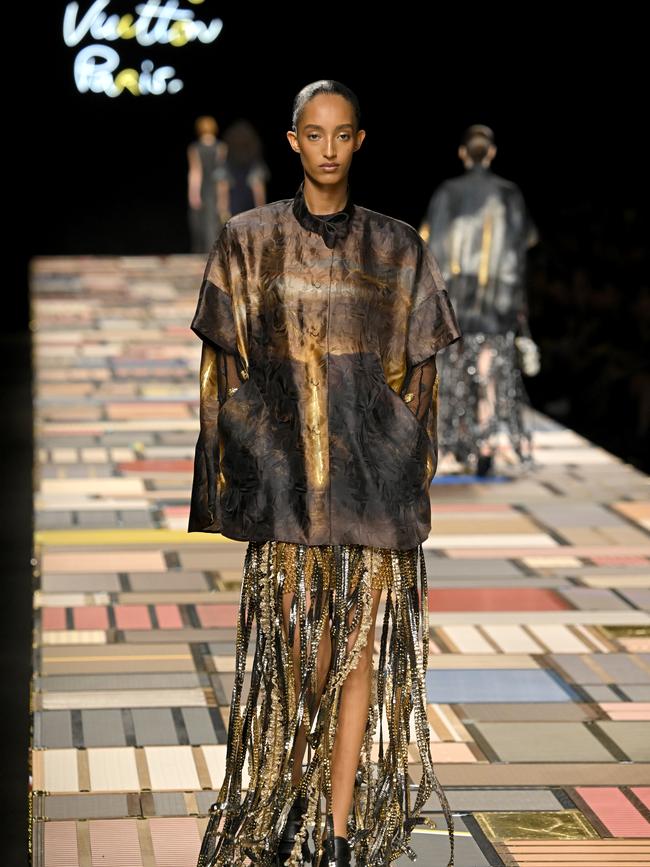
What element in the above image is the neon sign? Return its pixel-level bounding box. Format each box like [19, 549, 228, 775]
[63, 1, 224, 96]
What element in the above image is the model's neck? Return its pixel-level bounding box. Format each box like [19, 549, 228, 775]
[302, 176, 349, 215]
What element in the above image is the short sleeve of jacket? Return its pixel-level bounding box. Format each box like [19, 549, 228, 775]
[190, 222, 238, 354]
[407, 237, 463, 366]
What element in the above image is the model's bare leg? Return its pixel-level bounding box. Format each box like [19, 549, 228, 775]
[282, 584, 383, 836]
[328, 586, 383, 837]
[477, 344, 497, 456]
[282, 586, 332, 786]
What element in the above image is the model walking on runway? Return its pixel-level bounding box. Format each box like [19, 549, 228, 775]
[187, 115, 229, 253]
[188, 80, 462, 867]
[419, 124, 539, 476]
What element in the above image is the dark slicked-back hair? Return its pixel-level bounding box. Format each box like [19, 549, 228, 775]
[460, 124, 496, 162]
[291, 80, 361, 133]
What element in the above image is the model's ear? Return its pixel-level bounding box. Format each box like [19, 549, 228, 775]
[354, 129, 366, 150]
[286, 130, 300, 153]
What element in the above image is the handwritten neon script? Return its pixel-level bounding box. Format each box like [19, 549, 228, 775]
[63, 1, 223, 96]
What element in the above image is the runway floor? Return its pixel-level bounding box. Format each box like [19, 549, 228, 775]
[30, 254, 650, 866]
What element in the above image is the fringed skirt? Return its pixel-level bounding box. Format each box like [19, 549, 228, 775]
[196, 540, 454, 867]
[436, 330, 534, 467]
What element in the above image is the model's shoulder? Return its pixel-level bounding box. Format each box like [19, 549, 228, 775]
[480, 170, 520, 195]
[444, 174, 467, 191]
[354, 204, 423, 245]
[226, 200, 291, 233]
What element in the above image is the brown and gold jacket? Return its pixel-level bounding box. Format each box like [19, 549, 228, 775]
[188, 180, 462, 549]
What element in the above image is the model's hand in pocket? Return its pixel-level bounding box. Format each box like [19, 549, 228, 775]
[400, 356, 437, 425]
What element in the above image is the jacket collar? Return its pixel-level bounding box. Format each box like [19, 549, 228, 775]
[292, 178, 354, 248]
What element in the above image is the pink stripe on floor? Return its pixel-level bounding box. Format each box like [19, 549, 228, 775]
[427, 587, 571, 612]
[43, 551, 166, 574]
[73, 607, 109, 630]
[44, 821, 79, 866]
[117, 460, 192, 472]
[42, 607, 67, 630]
[600, 703, 650, 720]
[631, 787, 650, 810]
[575, 786, 650, 837]
[89, 819, 143, 866]
[114, 605, 151, 630]
[156, 604, 183, 629]
[108, 403, 189, 420]
[149, 817, 201, 867]
[195, 604, 239, 628]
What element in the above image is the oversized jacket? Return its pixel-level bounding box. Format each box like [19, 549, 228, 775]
[188, 180, 462, 549]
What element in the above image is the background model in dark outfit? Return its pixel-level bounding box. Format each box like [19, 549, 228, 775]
[217, 119, 271, 224]
[420, 124, 540, 476]
[187, 115, 229, 253]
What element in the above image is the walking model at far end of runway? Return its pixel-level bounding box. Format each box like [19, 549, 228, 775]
[188, 79, 462, 867]
[420, 124, 541, 477]
[217, 119, 271, 224]
[187, 115, 229, 253]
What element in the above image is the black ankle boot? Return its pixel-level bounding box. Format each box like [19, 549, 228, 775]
[276, 794, 312, 865]
[316, 833, 351, 867]
[477, 453, 493, 477]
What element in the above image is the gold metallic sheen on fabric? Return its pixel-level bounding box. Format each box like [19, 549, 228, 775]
[278, 542, 413, 593]
[188, 182, 463, 549]
[477, 211, 493, 290]
[305, 354, 328, 491]
[195, 540, 455, 867]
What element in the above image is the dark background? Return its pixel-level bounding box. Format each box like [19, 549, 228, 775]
[5, 6, 649, 861]
[11, 8, 649, 467]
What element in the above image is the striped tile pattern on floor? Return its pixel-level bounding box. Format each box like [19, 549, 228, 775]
[31, 256, 650, 866]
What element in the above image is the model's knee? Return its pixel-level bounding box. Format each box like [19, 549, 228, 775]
[352, 649, 372, 678]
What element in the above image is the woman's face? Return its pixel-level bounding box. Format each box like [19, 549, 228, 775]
[288, 93, 365, 185]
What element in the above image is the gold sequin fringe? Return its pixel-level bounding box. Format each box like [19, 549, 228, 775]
[196, 541, 454, 867]
[277, 543, 405, 593]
